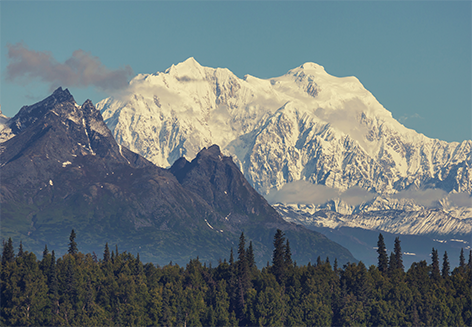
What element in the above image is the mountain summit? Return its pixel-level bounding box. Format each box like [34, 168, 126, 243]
[97, 58, 471, 237]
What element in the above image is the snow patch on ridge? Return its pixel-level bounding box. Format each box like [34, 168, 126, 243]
[204, 219, 214, 230]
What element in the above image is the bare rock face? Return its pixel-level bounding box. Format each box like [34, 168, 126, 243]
[1, 88, 355, 266]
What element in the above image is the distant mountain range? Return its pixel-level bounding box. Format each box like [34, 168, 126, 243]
[0, 88, 355, 266]
[96, 58, 471, 237]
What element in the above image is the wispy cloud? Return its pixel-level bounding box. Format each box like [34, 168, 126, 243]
[446, 192, 471, 208]
[391, 188, 448, 208]
[340, 186, 376, 206]
[265, 181, 375, 206]
[265, 181, 339, 204]
[267, 180, 471, 210]
[387, 188, 471, 209]
[6, 42, 133, 93]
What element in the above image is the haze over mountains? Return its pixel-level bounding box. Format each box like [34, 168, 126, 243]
[96, 58, 471, 237]
[0, 87, 354, 265]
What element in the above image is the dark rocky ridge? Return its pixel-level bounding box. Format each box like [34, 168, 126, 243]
[0, 88, 355, 266]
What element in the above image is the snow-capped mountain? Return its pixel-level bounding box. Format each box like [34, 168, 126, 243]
[96, 58, 471, 234]
[274, 203, 472, 236]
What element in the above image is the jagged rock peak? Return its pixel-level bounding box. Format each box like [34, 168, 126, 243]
[170, 145, 231, 183]
[51, 86, 74, 102]
[198, 144, 223, 157]
[8, 87, 77, 134]
[81, 99, 95, 107]
[12, 88, 101, 128]
[171, 145, 229, 177]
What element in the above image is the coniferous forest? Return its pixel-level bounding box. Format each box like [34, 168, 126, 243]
[1, 230, 471, 327]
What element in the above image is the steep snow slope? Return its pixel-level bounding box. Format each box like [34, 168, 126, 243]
[0, 106, 13, 144]
[97, 58, 471, 234]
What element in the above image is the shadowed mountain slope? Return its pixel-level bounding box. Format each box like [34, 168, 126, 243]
[0, 88, 355, 266]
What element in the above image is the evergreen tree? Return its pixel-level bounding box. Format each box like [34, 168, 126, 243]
[377, 233, 388, 273]
[442, 251, 450, 277]
[48, 251, 57, 288]
[246, 241, 256, 269]
[468, 250, 472, 269]
[103, 243, 110, 263]
[39, 245, 51, 276]
[68, 229, 78, 255]
[236, 278, 246, 321]
[229, 248, 234, 266]
[394, 237, 403, 271]
[459, 248, 465, 269]
[388, 252, 397, 273]
[17, 241, 24, 257]
[48, 250, 59, 318]
[2, 238, 14, 265]
[237, 233, 246, 263]
[271, 229, 286, 284]
[237, 233, 250, 292]
[431, 248, 440, 280]
[64, 255, 78, 301]
[285, 239, 293, 267]
[135, 253, 144, 275]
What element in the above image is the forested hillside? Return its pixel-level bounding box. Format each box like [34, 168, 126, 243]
[1, 230, 471, 326]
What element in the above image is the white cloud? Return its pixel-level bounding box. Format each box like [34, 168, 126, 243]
[447, 192, 472, 208]
[391, 188, 448, 208]
[265, 180, 339, 204]
[339, 186, 376, 206]
[265, 181, 375, 206]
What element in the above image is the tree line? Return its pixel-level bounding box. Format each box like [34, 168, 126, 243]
[1, 230, 471, 326]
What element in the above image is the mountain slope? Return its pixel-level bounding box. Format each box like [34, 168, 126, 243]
[168, 144, 353, 263]
[0, 88, 355, 265]
[97, 58, 471, 229]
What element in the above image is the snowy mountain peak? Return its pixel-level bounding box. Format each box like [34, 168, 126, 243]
[164, 57, 206, 79]
[97, 59, 471, 211]
[299, 62, 326, 73]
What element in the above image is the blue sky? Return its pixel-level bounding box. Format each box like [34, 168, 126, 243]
[1, 1, 470, 142]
